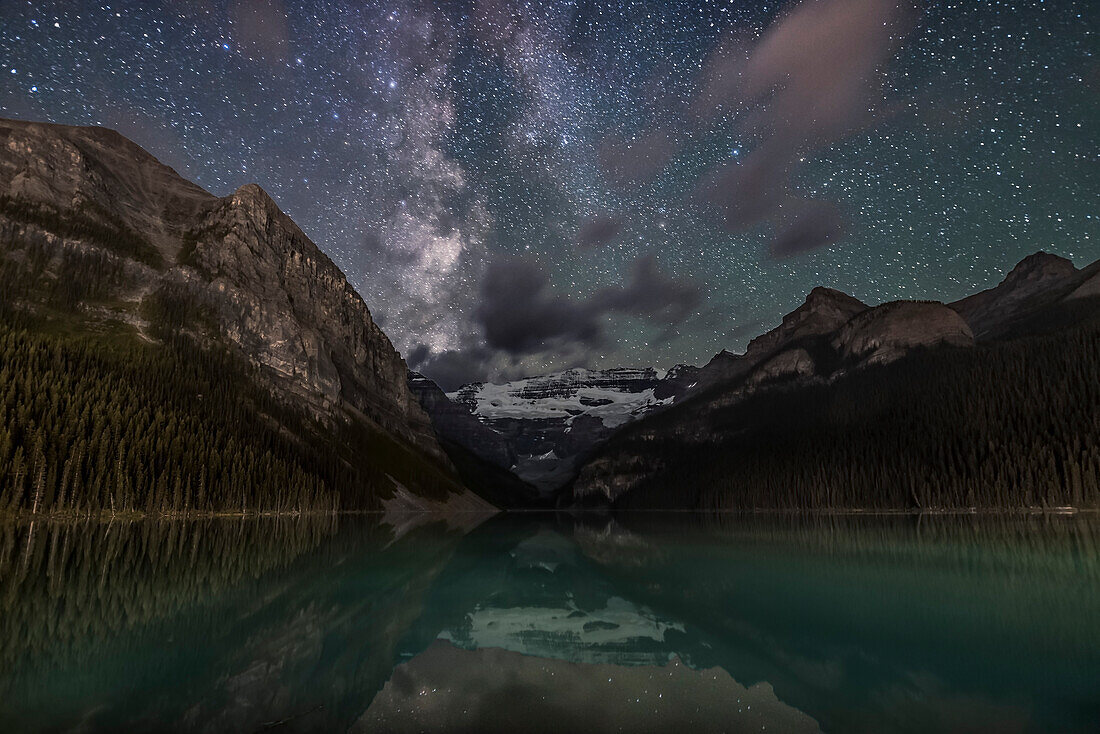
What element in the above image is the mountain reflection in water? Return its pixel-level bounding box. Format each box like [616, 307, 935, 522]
[0, 512, 1098, 733]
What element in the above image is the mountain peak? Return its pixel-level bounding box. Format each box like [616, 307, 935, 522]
[1003, 251, 1077, 286]
[743, 286, 867, 363]
[232, 182, 273, 203]
[950, 251, 1081, 336]
[803, 286, 866, 311]
[227, 182, 285, 222]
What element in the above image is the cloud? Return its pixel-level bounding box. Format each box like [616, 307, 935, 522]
[592, 255, 701, 323]
[474, 254, 701, 363]
[405, 343, 432, 369]
[475, 258, 602, 356]
[771, 199, 846, 258]
[596, 0, 916, 259]
[699, 0, 917, 255]
[699, 150, 789, 232]
[408, 346, 498, 391]
[738, 0, 916, 146]
[576, 215, 623, 249]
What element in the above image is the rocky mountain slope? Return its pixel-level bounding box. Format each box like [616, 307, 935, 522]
[407, 371, 543, 508]
[0, 117, 483, 513]
[948, 252, 1087, 337]
[572, 252, 1100, 509]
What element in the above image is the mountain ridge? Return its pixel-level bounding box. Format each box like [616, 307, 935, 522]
[0, 117, 481, 513]
[569, 251, 1100, 509]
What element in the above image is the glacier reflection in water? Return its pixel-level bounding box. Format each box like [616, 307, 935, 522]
[0, 512, 1098, 733]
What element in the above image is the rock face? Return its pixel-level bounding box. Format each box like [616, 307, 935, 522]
[652, 361, 702, 399]
[949, 252, 1079, 336]
[1068, 263, 1100, 301]
[182, 183, 442, 457]
[748, 347, 816, 386]
[0, 119, 212, 257]
[0, 117, 447, 467]
[744, 287, 868, 362]
[444, 368, 673, 493]
[686, 350, 749, 394]
[672, 288, 868, 399]
[407, 371, 516, 469]
[833, 301, 973, 365]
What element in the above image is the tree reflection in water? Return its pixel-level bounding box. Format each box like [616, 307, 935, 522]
[0, 512, 1097, 733]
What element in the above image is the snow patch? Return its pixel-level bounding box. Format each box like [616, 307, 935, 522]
[449, 373, 671, 427]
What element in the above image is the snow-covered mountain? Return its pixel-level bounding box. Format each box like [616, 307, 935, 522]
[450, 367, 670, 427]
[444, 368, 675, 493]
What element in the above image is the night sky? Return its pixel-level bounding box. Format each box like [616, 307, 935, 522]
[1, 0, 1097, 388]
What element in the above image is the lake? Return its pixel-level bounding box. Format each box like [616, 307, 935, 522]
[1, 512, 1098, 733]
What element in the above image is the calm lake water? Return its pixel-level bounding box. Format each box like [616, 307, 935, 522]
[0, 512, 1098, 733]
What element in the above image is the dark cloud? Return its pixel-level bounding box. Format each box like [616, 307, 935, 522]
[405, 343, 431, 369]
[771, 199, 846, 258]
[474, 254, 701, 363]
[699, 150, 789, 232]
[691, 0, 917, 145]
[576, 215, 623, 249]
[475, 258, 602, 356]
[735, 0, 917, 147]
[597, 0, 916, 259]
[411, 347, 497, 391]
[592, 255, 701, 323]
[697, 0, 917, 256]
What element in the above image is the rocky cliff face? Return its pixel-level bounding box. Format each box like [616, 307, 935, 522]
[1069, 266, 1100, 301]
[0, 117, 448, 470]
[182, 182, 442, 458]
[832, 301, 973, 365]
[0, 119, 212, 256]
[744, 287, 868, 362]
[662, 288, 868, 400]
[408, 371, 516, 469]
[949, 252, 1080, 337]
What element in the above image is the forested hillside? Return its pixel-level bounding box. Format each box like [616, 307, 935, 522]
[0, 309, 462, 516]
[586, 300, 1100, 511]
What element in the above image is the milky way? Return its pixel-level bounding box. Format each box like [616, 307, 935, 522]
[1, 0, 1096, 388]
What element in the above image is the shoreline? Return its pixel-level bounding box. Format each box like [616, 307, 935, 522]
[1, 505, 1096, 525]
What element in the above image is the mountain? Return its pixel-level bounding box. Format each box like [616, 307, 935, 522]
[407, 372, 543, 508]
[831, 300, 973, 365]
[0, 117, 489, 515]
[572, 252, 1100, 510]
[655, 288, 870, 401]
[440, 368, 675, 494]
[948, 251, 1082, 337]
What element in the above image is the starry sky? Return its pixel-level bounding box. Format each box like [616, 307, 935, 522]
[1, 0, 1097, 388]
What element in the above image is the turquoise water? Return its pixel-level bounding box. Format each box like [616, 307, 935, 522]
[1, 513, 1098, 732]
